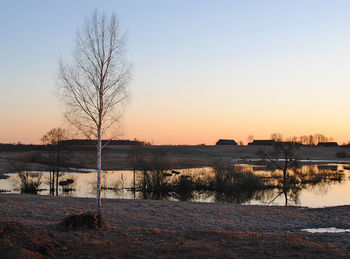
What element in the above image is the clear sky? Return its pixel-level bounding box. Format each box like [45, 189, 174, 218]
[1, 0, 350, 145]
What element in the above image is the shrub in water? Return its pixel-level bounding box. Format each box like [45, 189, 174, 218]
[18, 172, 42, 194]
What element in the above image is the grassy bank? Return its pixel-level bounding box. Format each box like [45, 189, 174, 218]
[0, 194, 349, 258]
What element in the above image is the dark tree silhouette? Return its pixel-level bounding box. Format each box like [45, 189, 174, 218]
[41, 128, 69, 196]
[257, 142, 300, 205]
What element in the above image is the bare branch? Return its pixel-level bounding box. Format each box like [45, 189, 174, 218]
[57, 10, 131, 141]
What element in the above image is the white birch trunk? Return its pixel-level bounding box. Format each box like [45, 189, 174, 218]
[96, 127, 102, 226]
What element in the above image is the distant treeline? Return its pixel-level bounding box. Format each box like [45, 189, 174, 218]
[247, 133, 350, 147]
[0, 139, 150, 151]
[270, 133, 334, 146]
[60, 139, 149, 146]
[0, 144, 51, 152]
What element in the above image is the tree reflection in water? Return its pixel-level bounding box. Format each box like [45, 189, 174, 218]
[19, 162, 345, 205]
[261, 165, 345, 206]
[131, 163, 346, 206]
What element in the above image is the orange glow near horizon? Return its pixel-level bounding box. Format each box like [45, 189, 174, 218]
[1, 121, 350, 146]
[1, 95, 350, 145]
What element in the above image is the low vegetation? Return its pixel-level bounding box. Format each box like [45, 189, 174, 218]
[128, 147, 346, 205]
[59, 211, 103, 231]
[18, 172, 42, 194]
[133, 155, 272, 202]
[335, 151, 349, 158]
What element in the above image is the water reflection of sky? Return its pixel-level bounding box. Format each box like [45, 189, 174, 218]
[0, 164, 349, 208]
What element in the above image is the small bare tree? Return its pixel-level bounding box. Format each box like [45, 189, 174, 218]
[270, 133, 283, 142]
[41, 127, 69, 196]
[247, 135, 254, 143]
[257, 142, 300, 205]
[57, 9, 131, 226]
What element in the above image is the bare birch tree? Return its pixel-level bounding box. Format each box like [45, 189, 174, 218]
[57, 9, 131, 226]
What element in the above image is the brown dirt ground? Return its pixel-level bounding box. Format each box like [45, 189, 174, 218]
[0, 194, 349, 258]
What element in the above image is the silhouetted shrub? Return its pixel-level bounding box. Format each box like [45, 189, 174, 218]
[335, 151, 349, 158]
[231, 170, 265, 190]
[18, 172, 42, 194]
[210, 164, 265, 192]
[59, 211, 102, 231]
[172, 175, 194, 201]
[135, 150, 172, 194]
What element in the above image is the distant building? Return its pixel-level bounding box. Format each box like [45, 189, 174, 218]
[248, 140, 275, 146]
[317, 142, 338, 147]
[216, 139, 237, 145]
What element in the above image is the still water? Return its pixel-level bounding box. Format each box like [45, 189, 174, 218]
[1, 164, 349, 208]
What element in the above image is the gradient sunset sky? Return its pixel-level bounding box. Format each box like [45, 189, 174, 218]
[1, 0, 350, 145]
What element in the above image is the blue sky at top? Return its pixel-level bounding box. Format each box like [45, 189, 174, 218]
[1, 1, 350, 144]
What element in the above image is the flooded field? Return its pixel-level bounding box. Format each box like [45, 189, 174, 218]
[1, 164, 349, 207]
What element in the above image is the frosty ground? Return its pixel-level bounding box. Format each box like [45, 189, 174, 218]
[0, 194, 349, 258]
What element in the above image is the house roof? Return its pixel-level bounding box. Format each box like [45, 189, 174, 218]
[216, 139, 237, 145]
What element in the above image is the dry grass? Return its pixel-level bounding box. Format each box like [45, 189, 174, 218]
[0, 194, 349, 258]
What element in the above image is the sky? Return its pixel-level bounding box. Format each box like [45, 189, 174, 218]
[1, 0, 350, 145]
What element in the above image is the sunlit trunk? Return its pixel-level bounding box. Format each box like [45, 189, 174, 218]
[143, 170, 147, 199]
[133, 149, 136, 199]
[96, 127, 102, 227]
[50, 172, 53, 195]
[52, 171, 55, 195]
[133, 169, 136, 199]
[56, 170, 58, 196]
[56, 148, 60, 196]
[50, 152, 54, 195]
[50, 155, 54, 195]
[282, 153, 288, 206]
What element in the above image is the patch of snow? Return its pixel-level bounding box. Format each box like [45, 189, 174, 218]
[302, 227, 350, 233]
